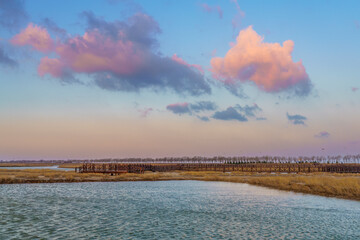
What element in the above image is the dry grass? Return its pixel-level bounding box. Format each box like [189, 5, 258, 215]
[197, 173, 360, 200]
[0, 169, 359, 201]
[57, 163, 82, 168]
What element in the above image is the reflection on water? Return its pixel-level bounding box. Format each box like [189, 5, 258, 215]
[0, 181, 359, 239]
[0, 165, 73, 171]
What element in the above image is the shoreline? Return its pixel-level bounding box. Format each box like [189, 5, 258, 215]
[1, 169, 359, 201]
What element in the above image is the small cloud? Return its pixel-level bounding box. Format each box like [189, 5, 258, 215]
[224, 83, 248, 98]
[286, 112, 307, 125]
[166, 101, 217, 116]
[212, 107, 247, 122]
[0, 46, 17, 67]
[235, 103, 262, 117]
[190, 101, 217, 112]
[315, 131, 330, 138]
[166, 102, 191, 115]
[256, 117, 267, 121]
[231, 0, 245, 31]
[41, 18, 67, 37]
[352, 87, 358, 92]
[197, 116, 210, 122]
[167, 101, 217, 121]
[167, 102, 264, 123]
[138, 107, 153, 118]
[200, 3, 223, 19]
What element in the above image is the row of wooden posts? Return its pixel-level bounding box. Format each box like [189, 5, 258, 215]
[75, 163, 360, 174]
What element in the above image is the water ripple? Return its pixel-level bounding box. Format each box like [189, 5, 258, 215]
[1, 181, 359, 239]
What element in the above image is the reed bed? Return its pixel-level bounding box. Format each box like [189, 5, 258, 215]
[0, 169, 359, 201]
[198, 173, 360, 200]
[57, 163, 82, 168]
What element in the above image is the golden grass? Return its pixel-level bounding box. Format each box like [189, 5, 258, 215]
[198, 173, 360, 200]
[249, 176, 360, 199]
[57, 163, 82, 168]
[0, 169, 359, 201]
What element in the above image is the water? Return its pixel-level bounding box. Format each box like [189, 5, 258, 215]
[0, 181, 359, 239]
[0, 165, 73, 171]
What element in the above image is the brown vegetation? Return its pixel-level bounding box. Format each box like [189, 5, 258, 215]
[0, 169, 359, 201]
[198, 172, 360, 200]
[58, 163, 82, 168]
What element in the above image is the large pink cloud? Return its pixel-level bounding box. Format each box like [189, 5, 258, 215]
[10, 14, 210, 96]
[211, 26, 311, 95]
[11, 23, 53, 52]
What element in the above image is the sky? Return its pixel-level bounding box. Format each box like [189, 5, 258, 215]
[0, 0, 359, 160]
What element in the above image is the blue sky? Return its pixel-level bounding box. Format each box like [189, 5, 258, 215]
[0, 0, 359, 160]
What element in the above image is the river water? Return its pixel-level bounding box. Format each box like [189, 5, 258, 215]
[0, 165, 73, 171]
[0, 181, 359, 239]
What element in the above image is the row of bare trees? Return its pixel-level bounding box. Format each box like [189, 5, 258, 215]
[76, 154, 360, 164]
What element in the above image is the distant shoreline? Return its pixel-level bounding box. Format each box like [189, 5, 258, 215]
[0, 168, 359, 201]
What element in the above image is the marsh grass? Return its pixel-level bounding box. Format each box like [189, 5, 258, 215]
[57, 163, 82, 168]
[0, 169, 359, 200]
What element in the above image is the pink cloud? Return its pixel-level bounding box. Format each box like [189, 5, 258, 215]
[10, 14, 211, 96]
[38, 57, 65, 77]
[10, 23, 53, 52]
[172, 54, 204, 74]
[200, 3, 223, 19]
[37, 30, 144, 78]
[167, 102, 189, 108]
[210, 26, 311, 95]
[352, 87, 358, 92]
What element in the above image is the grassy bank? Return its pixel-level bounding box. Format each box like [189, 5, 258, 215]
[0, 169, 359, 201]
[57, 163, 82, 168]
